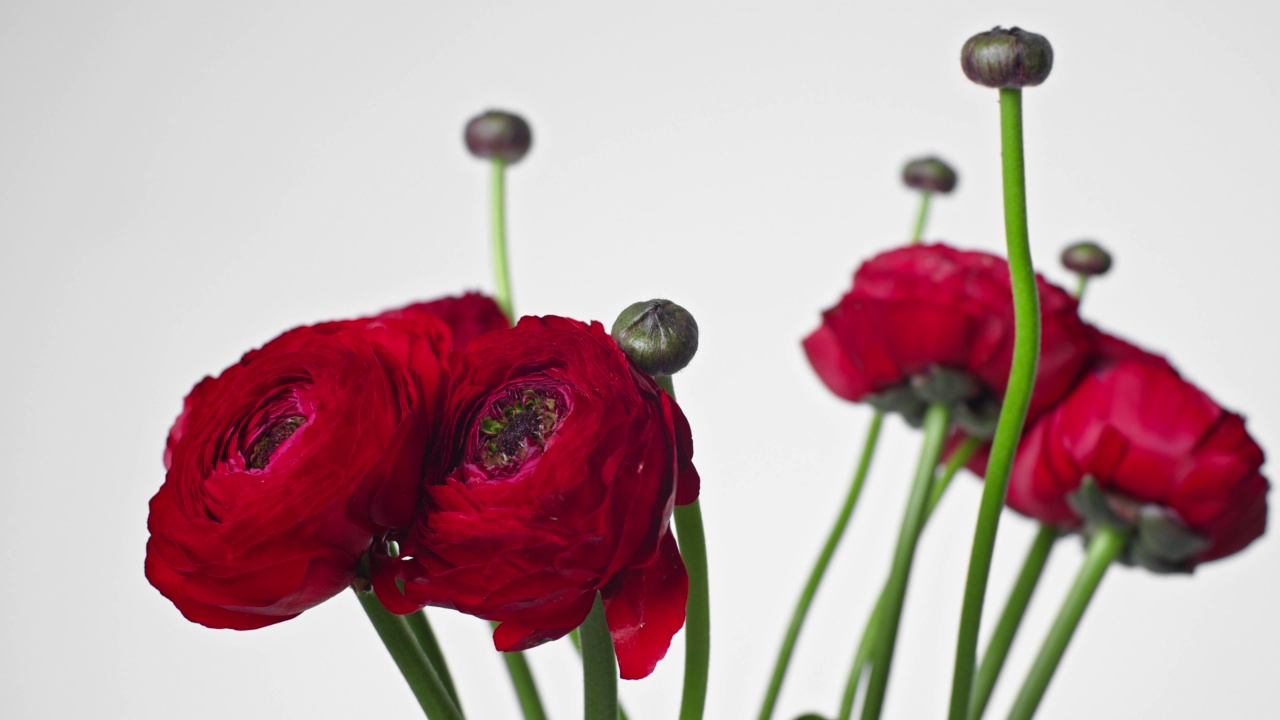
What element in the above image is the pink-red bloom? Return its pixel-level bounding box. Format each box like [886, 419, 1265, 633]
[146, 293, 507, 629]
[1007, 353, 1268, 570]
[803, 244, 1094, 435]
[376, 316, 699, 679]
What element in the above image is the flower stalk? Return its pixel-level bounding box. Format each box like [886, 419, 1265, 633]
[491, 158, 514, 322]
[967, 524, 1058, 720]
[948, 85, 1043, 720]
[582, 593, 619, 720]
[356, 590, 465, 720]
[405, 610, 461, 711]
[859, 402, 952, 720]
[1007, 525, 1127, 720]
[758, 411, 884, 720]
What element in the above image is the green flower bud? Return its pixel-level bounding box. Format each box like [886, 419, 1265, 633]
[611, 299, 699, 377]
[902, 156, 958, 194]
[961, 27, 1054, 89]
[464, 110, 533, 164]
[1060, 241, 1113, 277]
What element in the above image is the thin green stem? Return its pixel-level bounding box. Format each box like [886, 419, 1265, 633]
[758, 411, 884, 720]
[926, 437, 982, 517]
[1073, 274, 1088, 304]
[656, 374, 711, 720]
[1007, 525, 1127, 720]
[356, 590, 465, 720]
[491, 621, 548, 720]
[859, 403, 952, 720]
[836, 433, 976, 720]
[582, 593, 619, 720]
[566, 632, 632, 720]
[675, 500, 710, 720]
[947, 87, 1042, 720]
[404, 610, 461, 712]
[490, 158, 514, 322]
[967, 525, 1058, 720]
[910, 191, 933, 244]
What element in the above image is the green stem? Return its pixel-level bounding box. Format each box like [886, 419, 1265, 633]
[582, 593, 619, 720]
[675, 500, 710, 720]
[567, 632, 633, 720]
[967, 525, 1058, 720]
[926, 437, 981, 517]
[1073, 274, 1088, 303]
[1007, 525, 1127, 720]
[836, 433, 976, 720]
[491, 157, 514, 322]
[910, 191, 933, 244]
[656, 374, 711, 720]
[758, 411, 884, 720]
[947, 87, 1042, 720]
[491, 622, 548, 720]
[859, 403, 952, 720]
[404, 610, 461, 712]
[356, 590, 465, 720]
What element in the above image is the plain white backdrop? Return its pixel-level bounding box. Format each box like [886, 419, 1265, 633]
[3, 2, 1278, 719]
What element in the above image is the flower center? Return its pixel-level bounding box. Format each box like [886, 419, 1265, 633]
[476, 388, 563, 472]
[247, 416, 305, 470]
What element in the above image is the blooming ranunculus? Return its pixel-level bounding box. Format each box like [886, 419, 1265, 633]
[145, 294, 505, 629]
[1006, 357, 1268, 570]
[802, 244, 1095, 436]
[375, 316, 699, 679]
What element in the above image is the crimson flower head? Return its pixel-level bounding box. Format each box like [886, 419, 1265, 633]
[803, 244, 1094, 436]
[1007, 352, 1269, 571]
[375, 316, 699, 679]
[145, 293, 508, 629]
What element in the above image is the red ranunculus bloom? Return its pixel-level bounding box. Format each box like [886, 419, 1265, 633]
[146, 293, 504, 629]
[1006, 356, 1268, 570]
[375, 316, 699, 679]
[803, 244, 1095, 435]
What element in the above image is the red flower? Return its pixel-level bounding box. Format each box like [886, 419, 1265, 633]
[803, 244, 1094, 435]
[375, 316, 699, 679]
[145, 293, 503, 629]
[1007, 357, 1268, 570]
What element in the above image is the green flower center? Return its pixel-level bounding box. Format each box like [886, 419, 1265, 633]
[247, 416, 305, 470]
[477, 389, 562, 471]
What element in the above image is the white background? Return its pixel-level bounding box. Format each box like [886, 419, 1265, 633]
[3, 2, 1278, 719]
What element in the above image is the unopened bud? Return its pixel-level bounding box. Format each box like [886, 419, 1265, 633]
[464, 110, 533, 164]
[611, 299, 699, 377]
[961, 27, 1053, 89]
[1061, 241, 1112, 277]
[902, 157, 958, 194]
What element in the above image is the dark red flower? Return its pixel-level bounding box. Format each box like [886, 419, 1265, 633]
[145, 293, 503, 629]
[375, 316, 699, 679]
[1006, 357, 1268, 570]
[803, 244, 1094, 435]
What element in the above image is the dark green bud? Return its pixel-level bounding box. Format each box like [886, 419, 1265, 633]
[611, 299, 699, 377]
[902, 156, 958, 194]
[464, 110, 533, 164]
[1060, 241, 1113, 277]
[961, 27, 1054, 89]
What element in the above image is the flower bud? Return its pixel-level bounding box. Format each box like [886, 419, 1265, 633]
[902, 157, 958, 194]
[611, 299, 699, 377]
[960, 27, 1053, 88]
[464, 110, 533, 164]
[1060, 241, 1113, 277]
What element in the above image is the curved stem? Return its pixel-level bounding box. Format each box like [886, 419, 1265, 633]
[926, 437, 982, 517]
[758, 412, 885, 720]
[356, 590, 465, 720]
[947, 87, 1042, 720]
[910, 191, 933, 244]
[490, 158, 514, 322]
[405, 610, 461, 712]
[859, 403, 952, 720]
[497, 639, 548, 720]
[675, 500, 710, 720]
[967, 525, 1058, 720]
[1007, 525, 1127, 720]
[582, 593, 619, 720]
[656, 374, 711, 720]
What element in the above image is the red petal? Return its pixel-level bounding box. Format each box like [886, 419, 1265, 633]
[604, 534, 689, 680]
